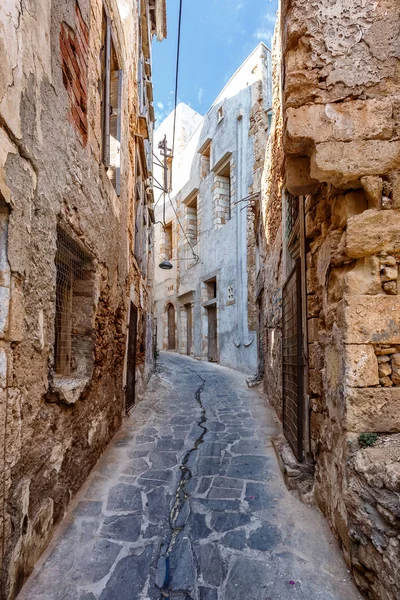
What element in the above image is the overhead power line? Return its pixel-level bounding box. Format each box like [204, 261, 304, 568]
[171, 0, 183, 160]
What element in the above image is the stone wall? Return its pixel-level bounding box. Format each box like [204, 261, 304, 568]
[254, 21, 284, 412]
[0, 1, 160, 597]
[259, 1, 400, 598]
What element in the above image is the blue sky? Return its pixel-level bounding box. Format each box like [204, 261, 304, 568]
[152, 0, 278, 124]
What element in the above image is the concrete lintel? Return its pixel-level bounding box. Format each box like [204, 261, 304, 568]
[198, 137, 212, 155]
[182, 188, 199, 206]
[212, 151, 232, 174]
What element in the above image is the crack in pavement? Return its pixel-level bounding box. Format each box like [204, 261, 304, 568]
[157, 367, 207, 598]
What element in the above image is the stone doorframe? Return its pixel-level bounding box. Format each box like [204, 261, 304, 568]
[162, 300, 178, 351]
[177, 291, 195, 356]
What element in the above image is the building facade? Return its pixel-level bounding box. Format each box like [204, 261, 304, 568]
[153, 44, 271, 374]
[0, 0, 165, 597]
[257, 2, 400, 599]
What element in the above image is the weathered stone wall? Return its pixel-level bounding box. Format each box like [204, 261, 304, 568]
[255, 20, 284, 411]
[0, 1, 159, 597]
[258, 1, 400, 598]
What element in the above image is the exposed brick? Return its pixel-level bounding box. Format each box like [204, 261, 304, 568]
[60, 4, 88, 147]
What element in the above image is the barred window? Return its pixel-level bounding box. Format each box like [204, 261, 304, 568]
[286, 192, 299, 240]
[54, 227, 95, 378]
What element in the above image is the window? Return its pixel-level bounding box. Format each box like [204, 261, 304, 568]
[200, 141, 211, 179]
[163, 222, 173, 260]
[54, 227, 94, 378]
[185, 195, 198, 246]
[202, 277, 217, 303]
[101, 8, 122, 195]
[213, 159, 231, 228]
[134, 181, 144, 265]
[217, 106, 224, 124]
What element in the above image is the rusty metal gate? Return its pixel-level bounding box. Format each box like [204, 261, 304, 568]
[282, 260, 304, 461]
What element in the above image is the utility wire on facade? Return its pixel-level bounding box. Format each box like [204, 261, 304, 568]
[167, 192, 199, 263]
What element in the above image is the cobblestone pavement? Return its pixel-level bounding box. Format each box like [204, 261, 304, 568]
[20, 353, 362, 600]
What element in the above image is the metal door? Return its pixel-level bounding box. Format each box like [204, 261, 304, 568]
[282, 261, 304, 461]
[207, 304, 218, 362]
[126, 303, 138, 412]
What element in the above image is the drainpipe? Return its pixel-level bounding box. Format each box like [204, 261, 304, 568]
[234, 109, 255, 352]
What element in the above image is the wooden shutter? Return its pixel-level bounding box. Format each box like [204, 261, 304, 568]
[102, 15, 111, 167]
[109, 69, 122, 194]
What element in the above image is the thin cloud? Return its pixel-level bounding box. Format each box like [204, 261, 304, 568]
[253, 7, 277, 46]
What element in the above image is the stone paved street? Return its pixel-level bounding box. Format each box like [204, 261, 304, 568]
[19, 353, 362, 600]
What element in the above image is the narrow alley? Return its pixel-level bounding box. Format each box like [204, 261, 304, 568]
[19, 353, 362, 600]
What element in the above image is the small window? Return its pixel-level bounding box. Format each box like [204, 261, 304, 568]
[200, 141, 211, 179]
[217, 106, 224, 124]
[204, 277, 217, 301]
[213, 159, 231, 228]
[186, 195, 198, 246]
[101, 7, 122, 195]
[54, 227, 94, 378]
[163, 222, 173, 260]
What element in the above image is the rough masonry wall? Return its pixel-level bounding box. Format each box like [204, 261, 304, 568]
[0, 1, 152, 598]
[257, 23, 284, 413]
[280, 1, 400, 598]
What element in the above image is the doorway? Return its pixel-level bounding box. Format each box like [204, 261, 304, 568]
[126, 303, 138, 412]
[207, 304, 218, 362]
[186, 304, 192, 355]
[167, 303, 176, 350]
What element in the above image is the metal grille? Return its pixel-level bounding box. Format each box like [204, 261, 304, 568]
[54, 226, 92, 377]
[282, 261, 304, 461]
[286, 192, 299, 239]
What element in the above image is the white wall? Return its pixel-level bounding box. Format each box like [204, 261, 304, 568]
[153, 43, 272, 374]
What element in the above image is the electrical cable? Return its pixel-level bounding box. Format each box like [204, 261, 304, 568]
[153, 189, 165, 209]
[167, 192, 199, 262]
[171, 0, 183, 160]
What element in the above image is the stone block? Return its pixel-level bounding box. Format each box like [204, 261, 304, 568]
[344, 295, 400, 344]
[346, 388, 400, 433]
[383, 281, 397, 295]
[309, 368, 323, 395]
[307, 318, 320, 343]
[343, 256, 382, 296]
[391, 354, 400, 367]
[285, 99, 394, 155]
[307, 294, 322, 317]
[344, 345, 379, 387]
[378, 363, 392, 378]
[360, 176, 383, 209]
[346, 209, 400, 258]
[392, 367, 400, 385]
[310, 141, 400, 187]
[285, 156, 319, 196]
[381, 266, 398, 283]
[309, 343, 323, 370]
[390, 171, 400, 209]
